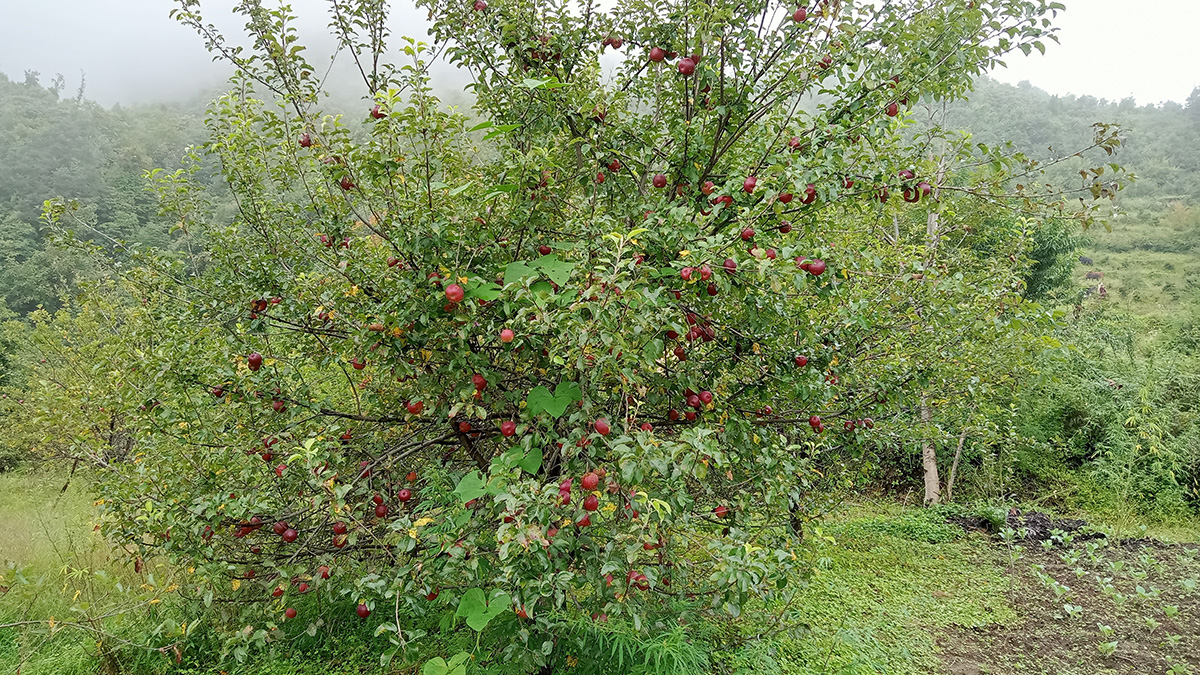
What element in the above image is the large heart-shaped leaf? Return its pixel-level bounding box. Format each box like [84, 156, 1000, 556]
[455, 588, 512, 631]
[422, 652, 471, 675]
[452, 471, 487, 505]
[531, 255, 575, 286]
[503, 261, 537, 287]
[515, 446, 543, 474]
[525, 381, 582, 418]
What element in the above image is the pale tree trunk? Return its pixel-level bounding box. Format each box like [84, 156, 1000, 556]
[945, 427, 968, 503]
[921, 398, 940, 505]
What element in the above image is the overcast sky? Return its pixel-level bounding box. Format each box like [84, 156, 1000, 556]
[0, 0, 1196, 107]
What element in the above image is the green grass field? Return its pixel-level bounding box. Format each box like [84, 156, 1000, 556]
[5, 469, 1195, 675]
[1077, 204, 1200, 320]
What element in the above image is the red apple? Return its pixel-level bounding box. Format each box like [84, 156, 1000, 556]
[445, 284, 465, 303]
[582, 472, 600, 491]
[357, 603, 370, 618]
[594, 418, 611, 436]
[649, 47, 666, 62]
[406, 400, 424, 415]
[792, 7, 807, 22]
[299, 133, 312, 147]
[677, 57, 696, 75]
[538, 244, 552, 255]
[500, 420, 517, 437]
[285, 607, 297, 619]
[318, 565, 330, 579]
[701, 180, 716, 195]
[333, 521, 348, 535]
[743, 176, 757, 193]
[714, 504, 730, 518]
[652, 173, 668, 188]
[583, 494, 600, 511]
[886, 102, 900, 117]
[282, 528, 299, 543]
[370, 105, 386, 119]
[779, 192, 793, 204]
[247, 352, 263, 371]
[808, 259, 826, 276]
[398, 488, 413, 502]
[741, 228, 755, 241]
[340, 175, 354, 190]
[795, 355, 808, 367]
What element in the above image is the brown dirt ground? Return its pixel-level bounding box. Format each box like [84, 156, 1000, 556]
[937, 539, 1200, 675]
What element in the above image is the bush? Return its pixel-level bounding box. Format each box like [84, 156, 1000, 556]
[24, 0, 1113, 669]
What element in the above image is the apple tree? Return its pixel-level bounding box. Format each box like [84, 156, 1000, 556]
[45, 0, 1122, 667]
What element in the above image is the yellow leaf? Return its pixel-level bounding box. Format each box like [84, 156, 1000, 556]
[679, 250, 690, 258]
[231, 579, 241, 591]
[414, 517, 435, 527]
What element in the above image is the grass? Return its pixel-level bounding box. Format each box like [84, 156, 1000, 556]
[1078, 206, 1200, 321]
[3, 473, 1197, 675]
[761, 504, 1016, 675]
[0, 477, 1018, 675]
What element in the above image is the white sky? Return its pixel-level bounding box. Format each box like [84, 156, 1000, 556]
[0, 0, 1196, 106]
[989, 0, 1200, 105]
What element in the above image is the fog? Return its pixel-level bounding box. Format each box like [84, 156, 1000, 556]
[0, 0, 461, 106]
[1, 0, 1197, 107]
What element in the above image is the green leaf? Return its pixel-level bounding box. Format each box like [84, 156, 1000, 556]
[455, 589, 512, 631]
[530, 255, 575, 286]
[641, 339, 664, 362]
[504, 261, 537, 287]
[482, 124, 522, 140]
[466, 282, 502, 301]
[452, 471, 487, 505]
[515, 446, 543, 474]
[526, 382, 582, 418]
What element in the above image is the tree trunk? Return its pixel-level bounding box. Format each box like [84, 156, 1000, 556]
[921, 398, 940, 505]
[945, 427, 968, 503]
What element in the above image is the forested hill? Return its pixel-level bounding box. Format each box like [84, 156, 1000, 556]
[0, 70, 1197, 314]
[0, 71, 208, 313]
[945, 77, 1200, 209]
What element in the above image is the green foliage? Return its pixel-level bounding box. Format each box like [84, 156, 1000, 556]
[837, 508, 966, 545]
[1, 0, 1139, 670]
[1010, 306, 1200, 522]
[0, 72, 205, 314]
